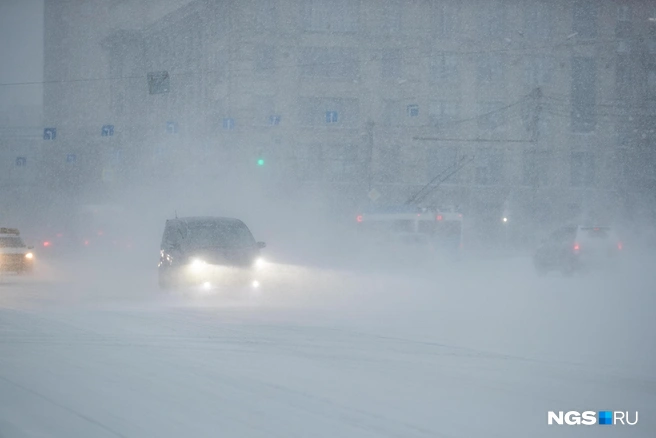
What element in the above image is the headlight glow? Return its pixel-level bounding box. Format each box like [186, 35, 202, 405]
[25, 253, 34, 259]
[252, 280, 260, 288]
[254, 257, 266, 269]
[190, 258, 207, 272]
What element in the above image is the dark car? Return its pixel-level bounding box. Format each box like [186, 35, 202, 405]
[533, 225, 622, 275]
[157, 216, 266, 291]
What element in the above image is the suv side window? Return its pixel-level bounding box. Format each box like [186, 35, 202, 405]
[161, 222, 180, 249]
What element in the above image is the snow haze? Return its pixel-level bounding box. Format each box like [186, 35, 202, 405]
[1, 1, 655, 437]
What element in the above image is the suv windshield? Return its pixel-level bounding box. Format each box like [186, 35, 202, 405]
[0, 237, 25, 248]
[182, 222, 254, 249]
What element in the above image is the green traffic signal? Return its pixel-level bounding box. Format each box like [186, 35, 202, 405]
[257, 158, 265, 166]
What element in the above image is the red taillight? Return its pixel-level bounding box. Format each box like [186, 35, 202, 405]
[618, 242, 623, 250]
[84, 240, 89, 246]
[573, 243, 580, 252]
[356, 215, 363, 223]
[56, 233, 63, 238]
[436, 215, 443, 221]
[43, 241, 50, 247]
[97, 230, 104, 236]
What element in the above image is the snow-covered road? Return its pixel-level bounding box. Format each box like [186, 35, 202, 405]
[0, 256, 654, 437]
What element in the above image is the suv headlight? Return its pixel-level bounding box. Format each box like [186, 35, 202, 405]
[25, 253, 34, 259]
[190, 258, 207, 272]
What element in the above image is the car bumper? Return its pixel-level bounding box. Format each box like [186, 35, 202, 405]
[0, 256, 33, 272]
[162, 264, 260, 290]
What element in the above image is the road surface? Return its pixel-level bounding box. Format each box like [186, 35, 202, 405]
[0, 255, 654, 437]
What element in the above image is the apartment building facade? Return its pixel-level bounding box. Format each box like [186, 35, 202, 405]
[42, 0, 656, 239]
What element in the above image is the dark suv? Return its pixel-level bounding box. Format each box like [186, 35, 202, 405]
[158, 217, 266, 291]
[533, 225, 622, 275]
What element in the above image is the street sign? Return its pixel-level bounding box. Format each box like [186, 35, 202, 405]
[66, 154, 76, 163]
[368, 188, 381, 202]
[43, 128, 56, 140]
[147, 71, 170, 94]
[166, 122, 178, 134]
[15, 157, 26, 167]
[223, 118, 235, 130]
[101, 125, 114, 136]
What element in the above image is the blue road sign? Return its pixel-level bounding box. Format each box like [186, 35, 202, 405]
[223, 118, 235, 130]
[325, 111, 338, 123]
[101, 125, 114, 136]
[15, 157, 26, 166]
[66, 154, 76, 163]
[166, 121, 178, 134]
[43, 128, 56, 140]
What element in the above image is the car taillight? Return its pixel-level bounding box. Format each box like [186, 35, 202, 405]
[617, 242, 623, 250]
[573, 243, 580, 252]
[356, 215, 363, 223]
[436, 215, 443, 221]
[43, 241, 50, 247]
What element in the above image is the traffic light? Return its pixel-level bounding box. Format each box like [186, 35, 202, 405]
[257, 158, 265, 166]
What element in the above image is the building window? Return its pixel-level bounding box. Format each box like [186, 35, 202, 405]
[522, 150, 550, 186]
[256, 0, 278, 30]
[480, 0, 507, 40]
[477, 101, 507, 131]
[477, 54, 504, 85]
[432, 2, 460, 39]
[325, 144, 361, 182]
[428, 101, 460, 129]
[525, 56, 553, 87]
[253, 96, 276, 126]
[381, 49, 402, 80]
[296, 144, 323, 181]
[427, 146, 459, 184]
[407, 104, 419, 117]
[475, 148, 504, 185]
[615, 55, 633, 97]
[254, 45, 275, 75]
[615, 5, 633, 52]
[524, 1, 553, 40]
[571, 151, 595, 187]
[430, 53, 459, 84]
[302, 0, 359, 33]
[381, 0, 401, 34]
[326, 111, 339, 123]
[571, 57, 597, 132]
[573, 0, 598, 39]
[299, 97, 358, 127]
[377, 144, 400, 183]
[648, 70, 656, 100]
[299, 47, 359, 80]
[382, 100, 400, 127]
[613, 148, 632, 185]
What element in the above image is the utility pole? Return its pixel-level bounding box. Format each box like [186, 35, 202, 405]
[531, 87, 542, 143]
[365, 120, 375, 192]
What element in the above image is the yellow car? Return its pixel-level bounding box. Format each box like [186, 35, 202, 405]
[0, 228, 35, 274]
